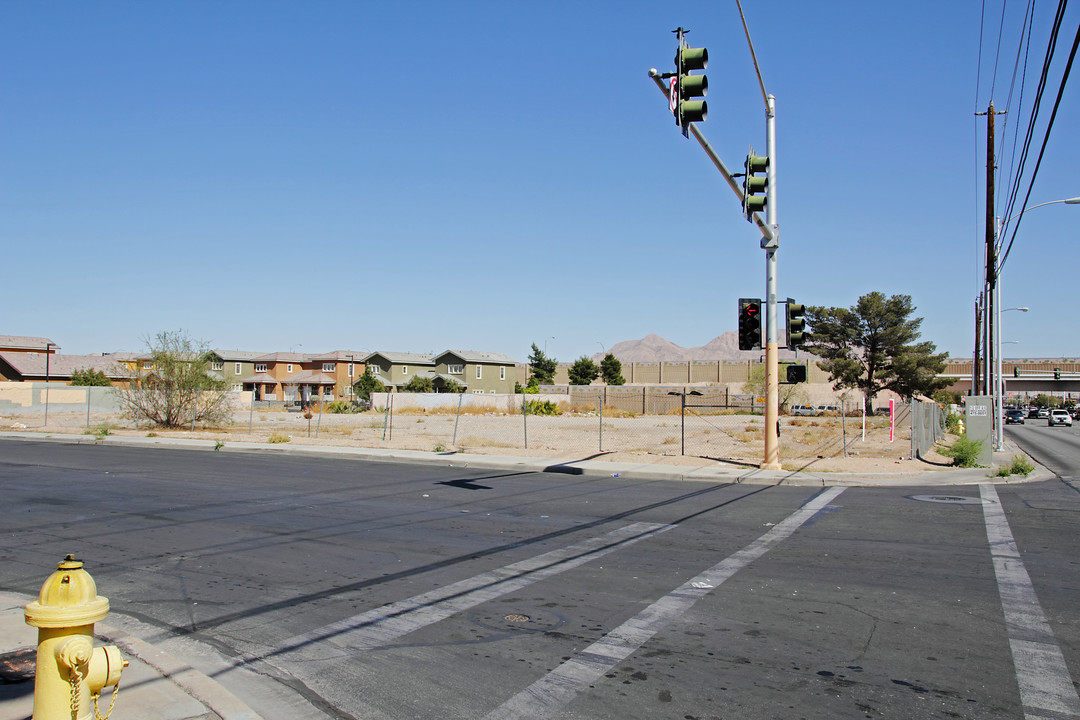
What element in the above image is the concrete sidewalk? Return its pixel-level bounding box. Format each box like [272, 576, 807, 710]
[0, 430, 1053, 720]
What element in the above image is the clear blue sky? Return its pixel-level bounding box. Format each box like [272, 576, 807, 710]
[3, 1, 1077, 362]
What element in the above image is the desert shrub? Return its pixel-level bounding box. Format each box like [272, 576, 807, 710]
[991, 454, 1035, 477]
[524, 400, 561, 416]
[326, 400, 364, 414]
[939, 435, 984, 467]
[268, 433, 291, 444]
[945, 412, 962, 434]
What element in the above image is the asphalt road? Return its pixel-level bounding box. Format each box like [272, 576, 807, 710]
[1005, 418, 1080, 478]
[1, 439, 1078, 719]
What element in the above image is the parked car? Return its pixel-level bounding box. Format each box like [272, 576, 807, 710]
[790, 404, 818, 416]
[1004, 409, 1026, 425]
[816, 405, 842, 415]
[1048, 409, 1073, 427]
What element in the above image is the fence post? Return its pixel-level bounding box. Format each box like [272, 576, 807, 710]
[191, 391, 200, 432]
[248, 390, 255, 434]
[522, 394, 528, 449]
[452, 392, 464, 446]
[85, 387, 92, 428]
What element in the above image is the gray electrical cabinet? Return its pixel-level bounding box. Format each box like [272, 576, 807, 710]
[965, 395, 994, 467]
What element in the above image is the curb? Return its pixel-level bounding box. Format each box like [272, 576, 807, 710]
[0, 430, 1053, 487]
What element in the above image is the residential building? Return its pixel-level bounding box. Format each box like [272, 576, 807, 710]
[0, 335, 60, 355]
[309, 351, 367, 400]
[362, 352, 435, 391]
[0, 352, 129, 386]
[362, 350, 517, 394]
[433, 350, 517, 394]
[209, 350, 266, 392]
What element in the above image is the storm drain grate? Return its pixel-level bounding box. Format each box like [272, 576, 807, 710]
[504, 614, 531, 623]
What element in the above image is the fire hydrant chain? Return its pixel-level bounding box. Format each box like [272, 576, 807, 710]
[70, 661, 120, 720]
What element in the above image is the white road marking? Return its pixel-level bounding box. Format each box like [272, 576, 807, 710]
[482, 486, 847, 719]
[980, 483, 1080, 719]
[276, 521, 674, 655]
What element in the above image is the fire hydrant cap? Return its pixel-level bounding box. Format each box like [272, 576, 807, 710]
[24, 555, 110, 628]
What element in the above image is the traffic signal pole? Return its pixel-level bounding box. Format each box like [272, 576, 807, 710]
[762, 94, 781, 469]
[647, 73, 777, 245]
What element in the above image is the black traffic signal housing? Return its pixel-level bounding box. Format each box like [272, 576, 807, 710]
[786, 298, 806, 348]
[1054, 368, 1061, 380]
[673, 40, 708, 136]
[738, 298, 762, 351]
[743, 151, 768, 220]
[785, 364, 807, 384]
[1014, 366, 1020, 378]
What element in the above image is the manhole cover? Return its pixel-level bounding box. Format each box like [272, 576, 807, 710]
[909, 494, 983, 505]
[0, 648, 36, 684]
[504, 614, 531, 623]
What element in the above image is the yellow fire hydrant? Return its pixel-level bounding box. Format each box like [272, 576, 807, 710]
[24, 555, 126, 720]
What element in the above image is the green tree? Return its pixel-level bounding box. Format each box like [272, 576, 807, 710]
[744, 364, 801, 408]
[113, 331, 231, 428]
[568, 356, 600, 386]
[70, 368, 112, 386]
[352, 366, 386, 402]
[805, 292, 950, 413]
[528, 343, 557, 385]
[600, 353, 625, 385]
[402, 375, 435, 393]
[440, 378, 464, 393]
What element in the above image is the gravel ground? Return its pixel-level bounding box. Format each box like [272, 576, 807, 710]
[5, 404, 958, 474]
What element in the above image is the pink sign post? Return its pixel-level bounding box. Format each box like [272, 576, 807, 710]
[889, 398, 895, 442]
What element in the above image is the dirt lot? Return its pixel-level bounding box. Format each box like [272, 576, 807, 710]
[5, 403, 959, 474]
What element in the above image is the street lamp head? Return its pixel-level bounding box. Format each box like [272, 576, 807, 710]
[1065, 197, 1080, 204]
[1017, 306, 1029, 312]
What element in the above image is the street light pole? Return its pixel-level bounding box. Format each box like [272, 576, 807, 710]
[44, 342, 53, 426]
[991, 197, 1077, 450]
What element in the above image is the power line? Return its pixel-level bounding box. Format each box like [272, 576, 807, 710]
[998, 0, 1068, 238]
[998, 13, 1078, 271]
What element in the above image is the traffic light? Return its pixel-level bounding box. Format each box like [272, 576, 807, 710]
[673, 41, 708, 135]
[786, 298, 806, 348]
[743, 151, 768, 220]
[738, 298, 762, 351]
[786, 364, 807, 384]
[1054, 368, 1061, 380]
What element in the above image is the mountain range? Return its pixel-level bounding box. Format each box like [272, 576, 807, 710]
[591, 333, 799, 363]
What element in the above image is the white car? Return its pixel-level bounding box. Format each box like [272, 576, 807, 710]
[1048, 409, 1073, 427]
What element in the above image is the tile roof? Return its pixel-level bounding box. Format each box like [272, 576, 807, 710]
[281, 370, 336, 385]
[251, 352, 310, 363]
[439, 349, 517, 365]
[364, 351, 435, 365]
[0, 352, 130, 379]
[212, 349, 268, 362]
[0, 336, 59, 351]
[309, 350, 368, 361]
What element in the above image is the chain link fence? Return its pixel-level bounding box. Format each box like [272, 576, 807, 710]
[2, 384, 921, 465]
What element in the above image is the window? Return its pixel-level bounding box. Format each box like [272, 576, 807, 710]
[402, 366, 408, 375]
[211, 361, 224, 371]
[287, 364, 293, 373]
[472, 389, 485, 395]
[448, 364, 464, 375]
[235, 363, 242, 375]
[142, 361, 153, 370]
[500, 367, 506, 380]
[348, 363, 354, 378]
[255, 363, 267, 373]
[322, 362, 335, 372]
[476, 365, 482, 379]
